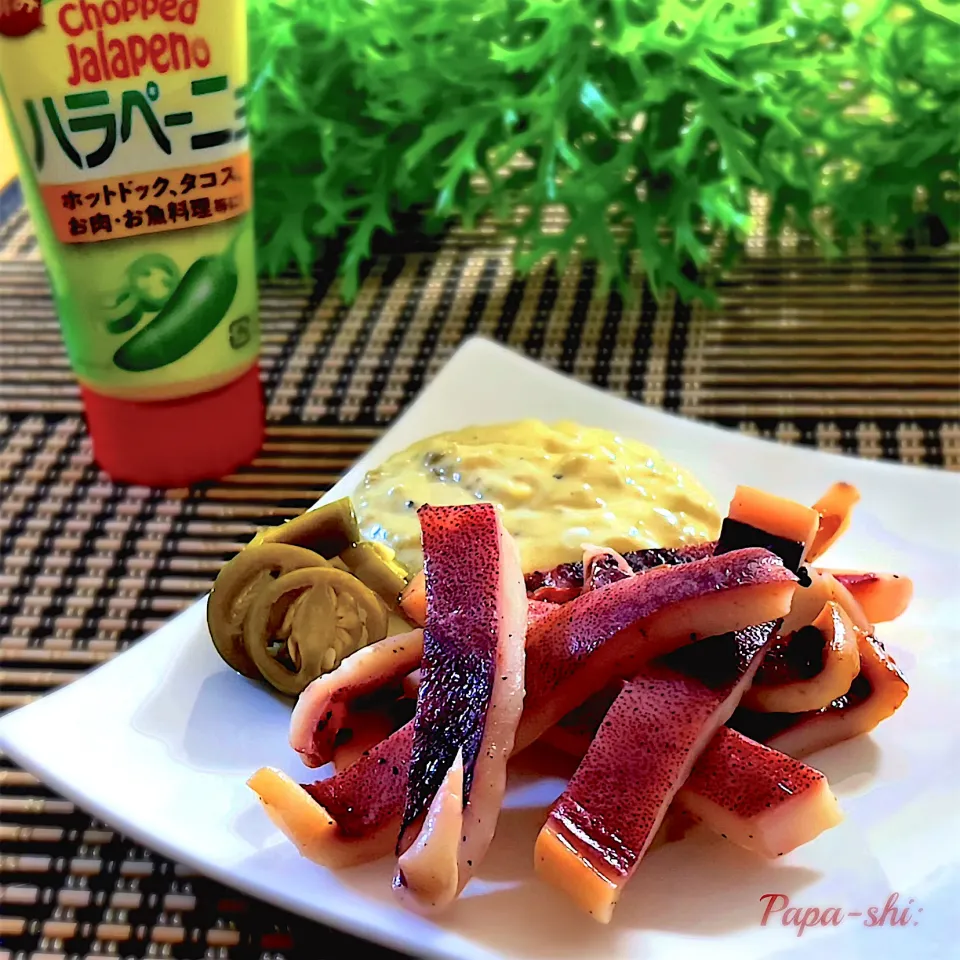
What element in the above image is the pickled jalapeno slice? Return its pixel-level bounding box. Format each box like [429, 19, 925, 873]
[207, 543, 328, 678]
[242, 567, 389, 696]
[258, 498, 361, 559]
[339, 541, 409, 604]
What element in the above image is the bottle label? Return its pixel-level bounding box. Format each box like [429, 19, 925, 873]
[42, 149, 252, 245]
[0, 0, 259, 401]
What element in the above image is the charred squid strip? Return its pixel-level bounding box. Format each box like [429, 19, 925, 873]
[524, 542, 714, 602]
[515, 547, 797, 754]
[524, 482, 860, 607]
[248, 767, 373, 869]
[249, 723, 416, 868]
[397, 750, 464, 909]
[535, 622, 778, 923]
[582, 545, 634, 592]
[401, 669, 422, 701]
[526, 599, 561, 626]
[289, 628, 424, 768]
[715, 486, 820, 574]
[539, 681, 625, 757]
[543, 685, 843, 859]
[329, 602, 558, 773]
[330, 699, 415, 773]
[250, 549, 794, 870]
[730, 631, 909, 758]
[404, 569, 559, 626]
[248, 723, 413, 868]
[778, 567, 871, 646]
[825, 570, 914, 624]
[779, 566, 837, 635]
[622, 541, 717, 574]
[806, 482, 861, 563]
[395, 504, 527, 913]
[742, 601, 861, 713]
[675, 727, 842, 858]
[822, 570, 871, 633]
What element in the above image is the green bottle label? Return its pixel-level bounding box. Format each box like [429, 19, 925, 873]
[0, 0, 259, 401]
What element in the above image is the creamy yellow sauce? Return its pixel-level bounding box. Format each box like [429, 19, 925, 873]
[354, 419, 721, 574]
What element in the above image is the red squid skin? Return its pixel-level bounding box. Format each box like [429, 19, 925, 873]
[535, 622, 777, 921]
[395, 504, 527, 912]
[251, 548, 796, 869]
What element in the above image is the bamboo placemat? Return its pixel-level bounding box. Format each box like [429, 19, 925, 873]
[1, 179, 958, 960]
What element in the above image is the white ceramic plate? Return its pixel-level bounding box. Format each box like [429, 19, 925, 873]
[2, 338, 958, 960]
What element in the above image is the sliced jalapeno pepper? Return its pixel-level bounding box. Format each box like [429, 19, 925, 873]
[242, 566, 389, 696]
[105, 290, 145, 334]
[257, 498, 361, 559]
[113, 234, 240, 372]
[207, 542, 328, 677]
[104, 254, 181, 336]
[125, 252, 181, 311]
[340, 541, 409, 603]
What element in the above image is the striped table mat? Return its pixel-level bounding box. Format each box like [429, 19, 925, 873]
[1, 179, 958, 960]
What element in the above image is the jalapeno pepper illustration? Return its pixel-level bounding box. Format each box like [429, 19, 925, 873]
[105, 290, 145, 335]
[125, 253, 181, 312]
[113, 234, 240, 373]
[104, 253, 181, 336]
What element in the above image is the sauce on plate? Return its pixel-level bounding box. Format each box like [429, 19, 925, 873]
[355, 419, 720, 573]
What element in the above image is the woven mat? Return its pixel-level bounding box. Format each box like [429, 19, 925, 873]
[1, 179, 958, 960]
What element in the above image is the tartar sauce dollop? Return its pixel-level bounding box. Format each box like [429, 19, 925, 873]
[355, 419, 720, 574]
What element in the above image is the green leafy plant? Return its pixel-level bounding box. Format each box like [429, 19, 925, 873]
[248, 0, 960, 300]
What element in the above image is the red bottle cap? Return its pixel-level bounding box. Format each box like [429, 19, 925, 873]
[80, 365, 264, 487]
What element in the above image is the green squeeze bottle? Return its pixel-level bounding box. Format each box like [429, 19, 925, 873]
[0, 0, 264, 486]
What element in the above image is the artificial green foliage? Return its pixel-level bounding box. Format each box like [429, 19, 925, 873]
[247, 0, 960, 300]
